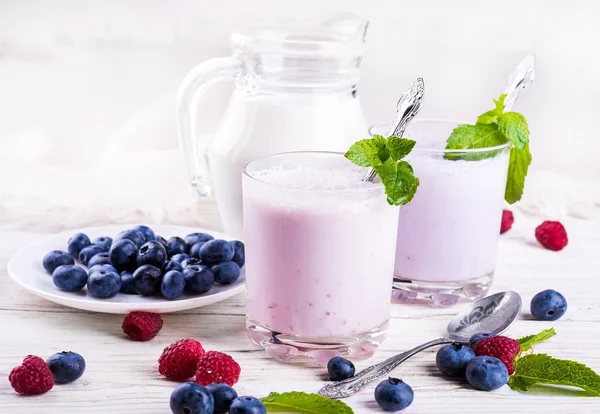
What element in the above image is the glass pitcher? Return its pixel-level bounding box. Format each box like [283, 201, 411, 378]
[177, 12, 370, 237]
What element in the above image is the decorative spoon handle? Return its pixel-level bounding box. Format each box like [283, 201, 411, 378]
[502, 54, 535, 112]
[318, 337, 454, 399]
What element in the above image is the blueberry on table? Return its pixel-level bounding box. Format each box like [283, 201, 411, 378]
[167, 237, 187, 257]
[78, 245, 107, 267]
[114, 229, 146, 249]
[137, 241, 167, 268]
[436, 343, 476, 377]
[87, 270, 121, 298]
[189, 242, 206, 259]
[183, 265, 215, 294]
[470, 332, 495, 347]
[133, 225, 155, 242]
[163, 260, 184, 273]
[52, 265, 88, 291]
[170, 382, 214, 414]
[161, 270, 186, 300]
[530, 289, 567, 321]
[211, 261, 241, 285]
[184, 233, 214, 250]
[92, 236, 113, 250]
[170, 253, 190, 264]
[89, 264, 118, 275]
[133, 264, 162, 296]
[230, 240, 245, 267]
[46, 351, 85, 384]
[87, 252, 112, 268]
[181, 257, 202, 268]
[374, 378, 414, 411]
[42, 250, 74, 274]
[199, 240, 234, 265]
[206, 383, 238, 414]
[109, 239, 138, 273]
[229, 396, 266, 414]
[67, 233, 91, 258]
[120, 271, 137, 294]
[465, 356, 508, 391]
[327, 356, 355, 381]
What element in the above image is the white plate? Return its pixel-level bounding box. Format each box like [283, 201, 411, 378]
[7, 224, 246, 314]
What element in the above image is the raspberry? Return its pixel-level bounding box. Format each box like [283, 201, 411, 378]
[195, 351, 241, 386]
[158, 338, 205, 381]
[473, 336, 520, 375]
[122, 311, 163, 341]
[500, 209, 514, 234]
[9, 355, 55, 395]
[535, 221, 568, 251]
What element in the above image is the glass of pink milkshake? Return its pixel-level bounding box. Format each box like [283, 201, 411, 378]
[242, 152, 399, 363]
[371, 120, 511, 306]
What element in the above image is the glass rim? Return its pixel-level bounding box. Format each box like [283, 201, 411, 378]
[369, 118, 512, 154]
[242, 151, 384, 193]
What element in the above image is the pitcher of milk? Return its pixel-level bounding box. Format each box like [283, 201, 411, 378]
[177, 12, 370, 237]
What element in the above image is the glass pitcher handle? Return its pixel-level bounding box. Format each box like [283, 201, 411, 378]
[177, 57, 242, 197]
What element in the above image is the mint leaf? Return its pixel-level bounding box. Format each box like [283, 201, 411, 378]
[446, 123, 506, 150]
[345, 139, 383, 167]
[262, 392, 354, 414]
[375, 159, 420, 205]
[517, 328, 556, 353]
[508, 354, 600, 396]
[505, 143, 532, 204]
[499, 112, 529, 150]
[477, 112, 498, 125]
[493, 94, 507, 113]
[387, 137, 416, 161]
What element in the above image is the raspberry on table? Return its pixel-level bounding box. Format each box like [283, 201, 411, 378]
[122, 311, 163, 341]
[500, 209, 514, 234]
[473, 336, 520, 375]
[159, 338, 205, 381]
[9, 355, 55, 395]
[195, 350, 241, 386]
[535, 220, 568, 251]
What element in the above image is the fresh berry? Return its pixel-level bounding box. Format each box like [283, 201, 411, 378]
[78, 245, 107, 266]
[470, 332, 496, 347]
[87, 252, 112, 268]
[120, 271, 137, 294]
[530, 289, 567, 321]
[42, 250, 74, 274]
[155, 235, 169, 250]
[133, 264, 162, 296]
[230, 241, 245, 267]
[167, 237, 188, 257]
[137, 240, 168, 268]
[52, 265, 88, 291]
[211, 261, 241, 285]
[473, 336, 520, 374]
[185, 233, 214, 251]
[195, 351, 241, 386]
[189, 242, 207, 259]
[436, 343, 476, 377]
[46, 351, 86, 384]
[92, 236, 113, 250]
[122, 311, 163, 341]
[229, 396, 266, 414]
[170, 382, 214, 414]
[163, 259, 184, 273]
[114, 229, 146, 249]
[162, 270, 186, 300]
[109, 239, 138, 272]
[182, 257, 203, 268]
[183, 265, 215, 294]
[89, 264, 118, 275]
[67, 233, 91, 259]
[199, 240, 234, 265]
[159, 338, 205, 381]
[171, 253, 190, 264]
[465, 356, 508, 391]
[87, 270, 121, 298]
[327, 356, 355, 381]
[535, 220, 568, 251]
[207, 383, 238, 414]
[9, 355, 54, 395]
[374, 378, 414, 412]
[134, 225, 155, 242]
[500, 209, 514, 234]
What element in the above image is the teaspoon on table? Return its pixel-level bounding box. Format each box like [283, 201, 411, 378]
[318, 290, 522, 399]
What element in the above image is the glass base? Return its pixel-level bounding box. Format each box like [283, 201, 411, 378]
[391, 272, 494, 307]
[246, 316, 388, 364]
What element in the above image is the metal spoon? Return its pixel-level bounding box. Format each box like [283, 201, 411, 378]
[318, 291, 522, 399]
[363, 77, 425, 182]
[502, 54, 535, 112]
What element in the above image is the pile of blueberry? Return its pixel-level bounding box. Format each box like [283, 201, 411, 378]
[42, 225, 245, 300]
[170, 382, 265, 414]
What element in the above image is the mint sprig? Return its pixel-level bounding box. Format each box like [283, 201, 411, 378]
[262, 392, 354, 413]
[517, 327, 556, 353]
[345, 134, 419, 206]
[445, 93, 532, 204]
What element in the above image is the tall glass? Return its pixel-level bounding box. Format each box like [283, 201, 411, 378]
[371, 120, 511, 306]
[242, 152, 399, 363]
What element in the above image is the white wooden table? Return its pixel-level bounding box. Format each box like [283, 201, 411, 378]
[1, 215, 600, 413]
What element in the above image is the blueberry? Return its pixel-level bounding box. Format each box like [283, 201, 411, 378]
[171, 253, 190, 264]
[206, 383, 238, 414]
[183, 265, 215, 294]
[109, 239, 138, 272]
[155, 235, 168, 250]
[137, 240, 167, 268]
[436, 343, 476, 377]
[87, 270, 121, 298]
[78, 245, 107, 266]
[52, 265, 88, 291]
[182, 257, 203, 267]
[43, 250, 74, 274]
[327, 357, 355, 381]
[89, 264, 118, 275]
[120, 271, 137, 294]
[114, 229, 146, 249]
[530, 289, 567, 321]
[199, 240, 234, 265]
[229, 396, 266, 414]
[470, 333, 496, 347]
[163, 260, 184, 273]
[161, 270, 186, 300]
[87, 252, 112, 268]
[67, 233, 91, 258]
[92, 236, 113, 250]
[189, 242, 206, 259]
[210, 261, 241, 285]
[46, 351, 86, 384]
[374, 378, 414, 412]
[167, 237, 187, 257]
[133, 264, 162, 296]
[465, 356, 508, 391]
[230, 240, 245, 267]
[133, 225, 155, 242]
[170, 382, 214, 414]
[185, 233, 214, 250]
